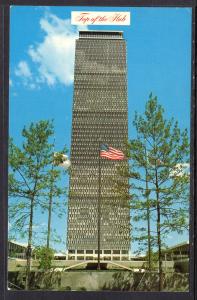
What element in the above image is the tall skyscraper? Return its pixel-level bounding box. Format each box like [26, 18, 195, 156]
[67, 31, 130, 261]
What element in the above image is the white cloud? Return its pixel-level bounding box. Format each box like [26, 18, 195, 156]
[14, 61, 35, 90]
[27, 13, 88, 87]
[9, 79, 13, 86]
[28, 83, 37, 90]
[15, 61, 32, 78]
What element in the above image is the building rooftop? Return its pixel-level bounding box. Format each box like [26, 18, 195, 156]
[79, 30, 123, 39]
[9, 240, 35, 249]
[162, 241, 189, 252]
[54, 252, 67, 257]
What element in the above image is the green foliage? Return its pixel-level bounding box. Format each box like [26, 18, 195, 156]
[116, 94, 189, 279]
[8, 120, 68, 289]
[9, 251, 17, 258]
[53, 151, 67, 166]
[33, 246, 55, 271]
[78, 287, 87, 291]
[9, 120, 68, 243]
[130, 94, 189, 233]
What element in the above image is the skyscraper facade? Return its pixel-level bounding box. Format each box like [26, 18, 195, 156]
[67, 31, 130, 261]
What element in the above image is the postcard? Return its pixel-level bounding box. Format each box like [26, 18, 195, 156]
[7, 5, 192, 293]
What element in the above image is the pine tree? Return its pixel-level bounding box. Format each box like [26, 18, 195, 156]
[117, 94, 189, 290]
[9, 120, 68, 289]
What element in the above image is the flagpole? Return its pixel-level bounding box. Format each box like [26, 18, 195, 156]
[97, 141, 101, 270]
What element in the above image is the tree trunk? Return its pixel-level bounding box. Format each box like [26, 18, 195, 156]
[155, 170, 162, 291]
[145, 147, 151, 271]
[25, 196, 34, 290]
[147, 201, 151, 271]
[145, 169, 151, 271]
[47, 169, 54, 249]
[156, 199, 162, 290]
[47, 189, 53, 249]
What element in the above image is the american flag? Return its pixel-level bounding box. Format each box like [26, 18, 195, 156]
[100, 144, 125, 160]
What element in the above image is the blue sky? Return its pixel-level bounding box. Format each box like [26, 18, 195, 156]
[9, 6, 192, 252]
